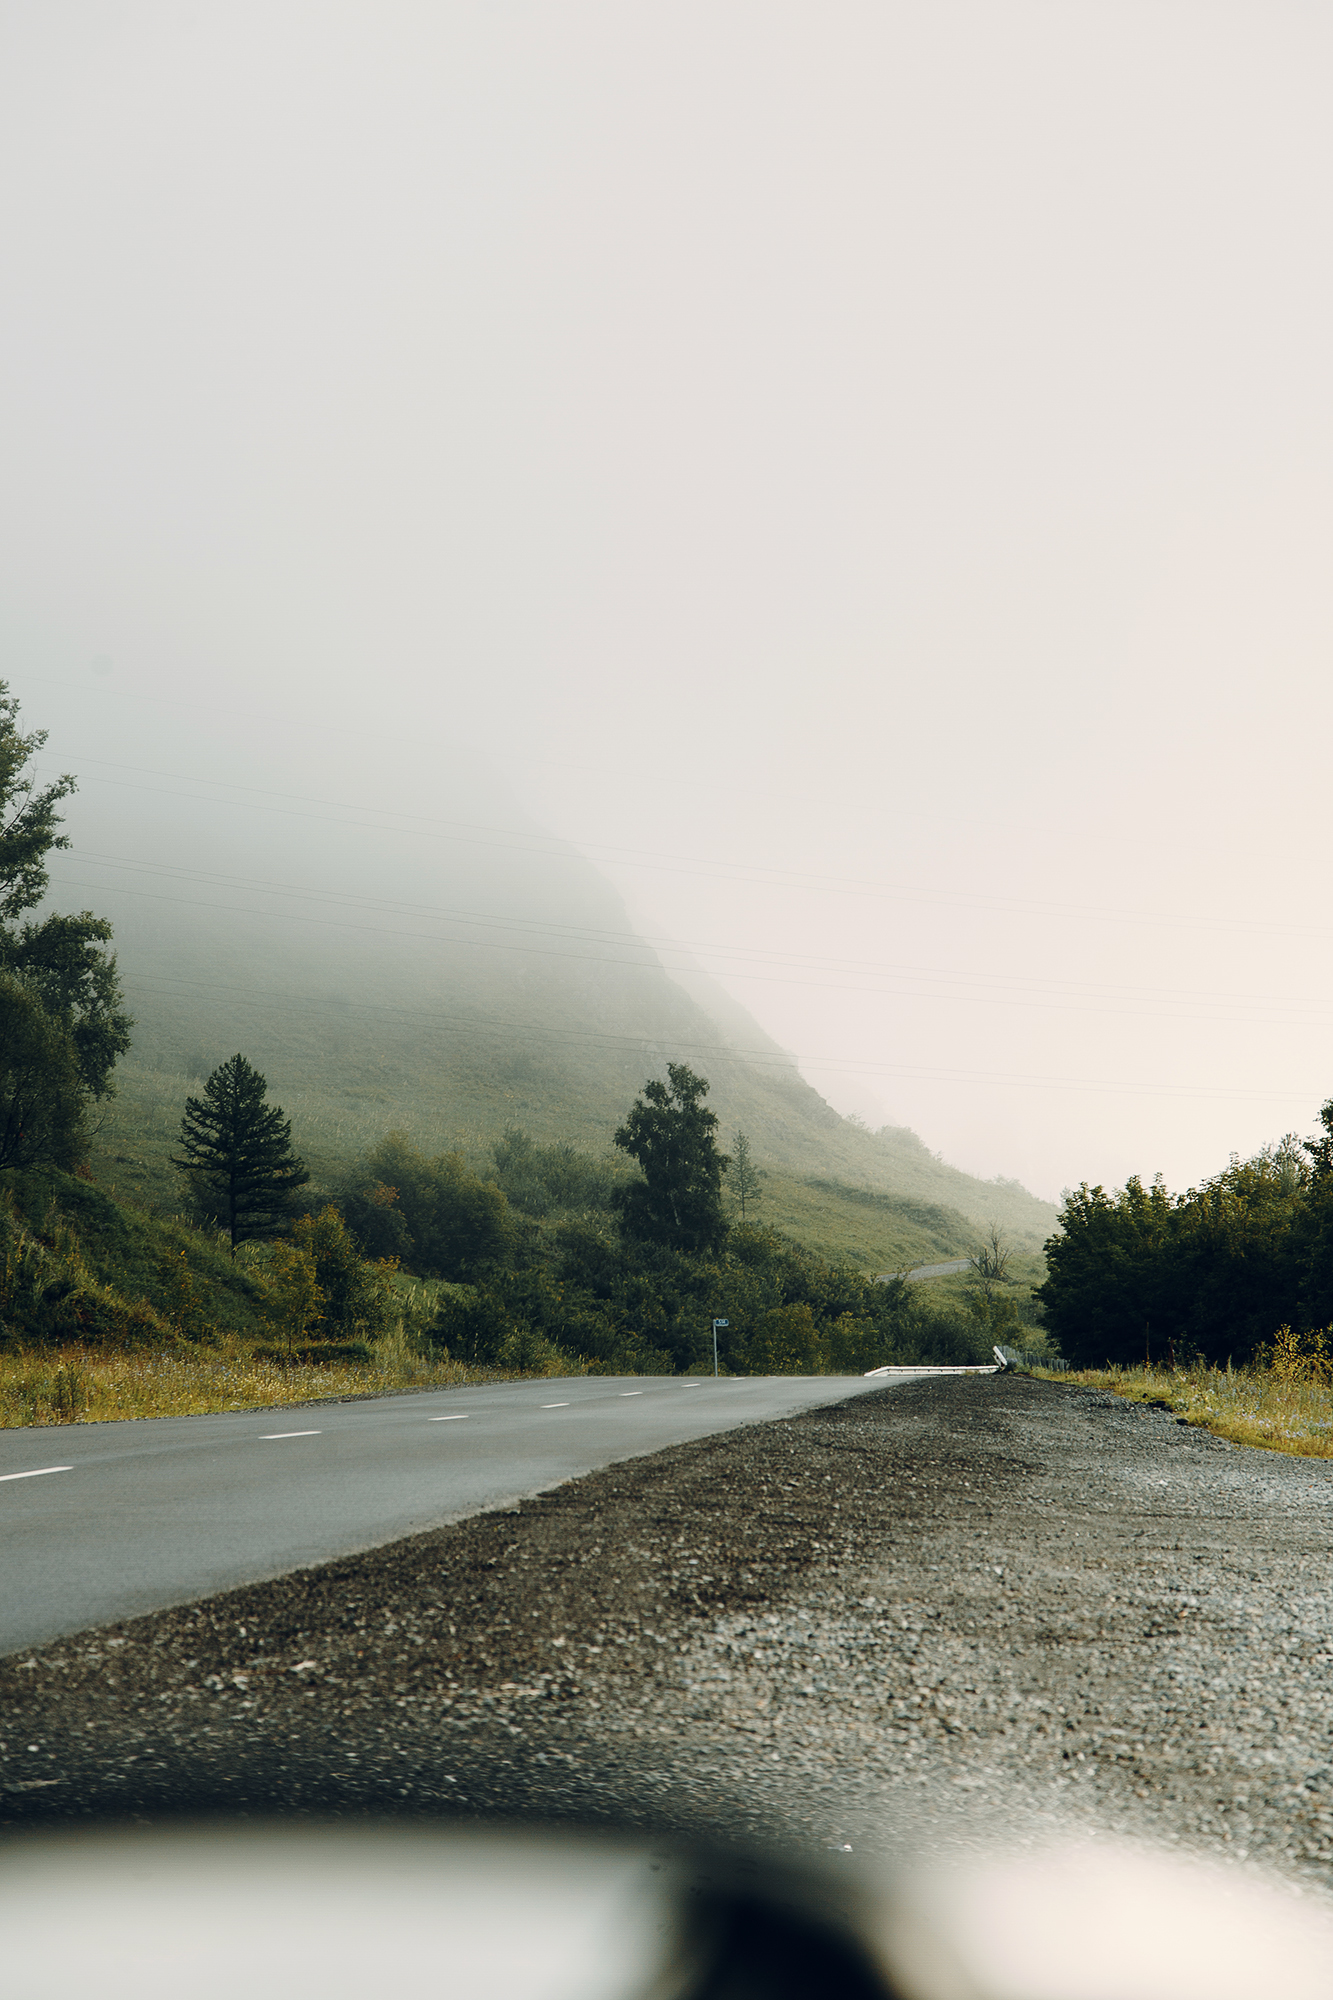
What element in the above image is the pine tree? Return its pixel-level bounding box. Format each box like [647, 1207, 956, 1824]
[729, 1130, 763, 1223]
[173, 1054, 309, 1252]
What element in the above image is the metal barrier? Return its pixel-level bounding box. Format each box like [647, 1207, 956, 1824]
[993, 1343, 1068, 1372]
[862, 1363, 999, 1378]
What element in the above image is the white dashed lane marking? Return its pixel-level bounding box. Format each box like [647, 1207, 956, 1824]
[429, 1415, 470, 1422]
[541, 1403, 571, 1409]
[259, 1431, 322, 1441]
[0, 1467, 72, 1483]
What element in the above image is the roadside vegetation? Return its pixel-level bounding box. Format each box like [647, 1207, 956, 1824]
[1042, 1323, 1333, 1459]
[1, 1343, 490, 1428]
[0, 1080, 1032, 1424]
[1038, 1116, 1333, 1369]
[0, 1098, 1018, 1424]
[1035, 1111, 1333, 1458]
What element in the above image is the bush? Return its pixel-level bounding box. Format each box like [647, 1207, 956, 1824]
[259, 1242, 323, 1355]
[492, 1127, 618, 1218]
[343, 1134, 517, 1279]
[494, 1324, 575, 1376]
[291, 1204, 398, 1340]
[744, 1303, 825, 1374]
[1264, 1323, 1333, 1386]
[426, 1284, 514, 1365]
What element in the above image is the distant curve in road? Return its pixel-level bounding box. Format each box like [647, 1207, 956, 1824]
[0, 1372, 944, 1657]
[876, 1259, 973, 1282]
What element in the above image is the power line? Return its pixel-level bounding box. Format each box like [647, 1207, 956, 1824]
[48, 865, 1333, 1033]
[57, 848, 1333, 1011]
[38, 749, 1333, 943]
[120, 970, 1318, 1109]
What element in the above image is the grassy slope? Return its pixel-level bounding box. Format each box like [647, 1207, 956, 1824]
[93, 1057, 1054, 1275]
[3, 1167, 262, 1335]
[78, 805, 1057, 1275]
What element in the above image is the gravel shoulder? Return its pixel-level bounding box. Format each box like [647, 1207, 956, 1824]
[5, 1375, 1333, 1888]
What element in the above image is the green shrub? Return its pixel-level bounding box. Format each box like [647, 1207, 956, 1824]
[426, 1284, 514, 1364]
[343, 1134, 517, 1279]
[291, 1204, 398, 1340]
[494, 1324, 575, 1376]
[492, 1126, 618, 1217]
[745, 1303, 825, 1374]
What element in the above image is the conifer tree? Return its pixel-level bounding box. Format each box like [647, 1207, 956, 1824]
[729, 1130, 762, 1223]
[173, 1054, 309, 1252]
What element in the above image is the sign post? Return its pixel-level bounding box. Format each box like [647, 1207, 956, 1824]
[711, 1318, 729, 1378]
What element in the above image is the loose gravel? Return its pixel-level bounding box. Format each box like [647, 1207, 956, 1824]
[5, 1375, 1333, 1888]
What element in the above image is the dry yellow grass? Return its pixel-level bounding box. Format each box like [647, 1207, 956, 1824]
[0, 1331, 582, 1428]
[1045, 1356, 1333, 1459]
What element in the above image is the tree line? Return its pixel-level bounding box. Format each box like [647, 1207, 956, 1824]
[1038, 1112, 1333, 1369]
[166, 1050, 991, 1374]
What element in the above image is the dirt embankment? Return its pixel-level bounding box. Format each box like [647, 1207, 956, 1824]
[5, 1376, 1333, 1885]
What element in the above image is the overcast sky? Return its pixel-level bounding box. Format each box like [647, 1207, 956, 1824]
[3, 1, 1332, 1202]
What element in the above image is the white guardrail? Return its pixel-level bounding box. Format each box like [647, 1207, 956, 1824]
[862, 1362, 1000, 1377]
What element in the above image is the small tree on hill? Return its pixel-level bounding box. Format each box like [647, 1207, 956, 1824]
[173, 1054, 309, 1253]
[729, 1130, 762, 1223]
[613, 1063, 728, 1255]
[968, 1224, 1020, 1343]
[970, 1224, 1011, 1304]
[262, 1242, 324, 1359]
[342, 1132, 516, 1279]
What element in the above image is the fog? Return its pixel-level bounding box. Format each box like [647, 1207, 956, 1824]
[3, 2, 1331, 1202]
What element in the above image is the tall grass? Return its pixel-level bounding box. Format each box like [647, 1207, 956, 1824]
[0, 1329, 584, 1428]
[1050, 1334, 1333, 1459]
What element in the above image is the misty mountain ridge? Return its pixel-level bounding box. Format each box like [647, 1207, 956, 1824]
[63, 757, 1056, 1265]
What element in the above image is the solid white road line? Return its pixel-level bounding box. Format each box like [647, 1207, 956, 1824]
[259, 1431, 322, 1440]
[429, 1415, 470, 1422]
[0, 1466, 72, 1483]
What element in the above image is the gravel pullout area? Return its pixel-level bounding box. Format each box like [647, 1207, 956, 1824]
[5, 1375, 1333, 1886]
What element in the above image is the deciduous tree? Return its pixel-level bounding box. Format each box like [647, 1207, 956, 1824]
[342, 1132, 516, 1279]
[0, 972, 87, 1170]
[613, 1063, 728, 1255]
[291, 1204, 397, 1339]
[0, 683, 132, 1098]
[261, 1242, 323, 1359]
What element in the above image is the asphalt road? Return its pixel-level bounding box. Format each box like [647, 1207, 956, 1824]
[9, 1374, 1333, 1905]
[0, 1372, 912, 1657]
[876, 1259, 973, 1282]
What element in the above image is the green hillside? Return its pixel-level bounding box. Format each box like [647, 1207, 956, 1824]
[72, 781, 1055, 1272]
